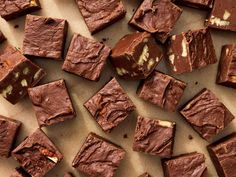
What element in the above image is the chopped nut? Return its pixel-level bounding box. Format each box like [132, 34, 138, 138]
[226, 48, 229, 56]
[230, 76, 236, 83]
[169, 54, 175, 64]
[21, 79, 28, 87]
[23, 67, 29, 75]
[171, 35, 176, 41]
[223, 10, 231, 20]
[158, 120, 174, 128]
[116, 67, 128, 76]
[47, 156, 58, 163]
[138, 45, 149, 66]
[30, 0, 37, 6]
[147, 58, 155, 71]
[209, 15, 230, 26]
[181, 39, 188, 57]
[33, 69, 43, 80]
[1, 85, 13, 98]
[14, 72, 20, 79]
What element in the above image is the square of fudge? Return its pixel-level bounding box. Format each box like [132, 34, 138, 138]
[180, 88, 235, 141]
[137, 71, 187, 112]
[12, 128, 63, 177]
[207, 133, 236, 177]
[10, 168, 30, 177]
[0, 45, 46, 104]
[111, 32, 163, 79]
[84, 78, 135, 132]
[23, 15, 68, 60]
[72, 132, 125, 177]
[28, 79, 76, 127]
[62, 34, 111, 81]
[75, 0, 126, 34]
[167, 28, 217, 74]
[129, 0, 182, 43]
[162, 152, 208, 177]
[217, 44, 236, 88]
[0, 30, 6, 43]
[0, 0, 41, 21]
[174, 0, 213, 9]
[133, 116, 176, 158]
[138, 172, 152, 177]
[0, 115, 21, 158]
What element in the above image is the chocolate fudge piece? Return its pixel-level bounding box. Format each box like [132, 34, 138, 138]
[0, 0, 41, 21]
[129, 0, 183, 43]
[0, 30, 6, 43]
[0, 115, 21, 158]
[84, 78, 135, 132]
[180, 88, 235, 141]
[139, 172, 152, 177]
[0, 45, 46, 104]
[217, 44, 236, 88]
[64, 173, 74, 177]
[72, 132, 125, 177]
[111, 32, 163, 79]
[23, 15, 68, 60]
[75, 0, 126, 34]
[133, 116, 176, 158]
[10, 168, 30, 177]
[137, 71, 187, 112]
[162, 152, 208, 177]
[167, 28, 217, 74]
[207, 133, 236, 177]
[174, 0, 213, 9]
[12, 128, 63, 177]
[28, 79, 76, 127]
[62, 34, 111, 81]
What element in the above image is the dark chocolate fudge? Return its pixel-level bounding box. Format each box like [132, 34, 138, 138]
[12, 128, 63, 177]
[0, 45, 46, 104]
[0, 30, 6, 43]
[23, 15, 68, 60]
[62, 34, 111, 81]
[10, 168, 30, 177]
[207, 133, 236, 177]
[129, 0, 183, 43]
[64, 173, 74, 177]
[75, 0, 126, 34]
[139, 172, 152, 177]
[167, 28, 217, 74]
[180, 88, 235, 141]
[28, 79, 76, 127]
[137, 71, 187, 112]
[174, 0, 213, 9]
[111, 32, 163, 79]
[72, 132, 125, 177]
[84, 78, 135, 132]
[0, 115, 21, 158]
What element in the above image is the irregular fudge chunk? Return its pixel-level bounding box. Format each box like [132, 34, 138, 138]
[63, 173, 74, 177]
[207, 133, 236, 177]
[28, 79, 76, 127]
[111, 32, 163, 79]
[23, 15, 68, 60]
[0, 30, 6, 43]
[12, 128, 63, 177]
[0, 45, 46, 104]
[72, 132, 125, 177]
[129, 0, 183, 43]
[174, 0, 213, 9]
[167, 28, 217, 74]
[180, 88, 235, 141]
[139, 172, 152, 177]
[84, 78, 135, 132]
[137, 71, 186, 112]
[10, 168, 30, 177]
[62, 34, 111, 81]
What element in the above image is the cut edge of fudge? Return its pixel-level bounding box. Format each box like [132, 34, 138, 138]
[174, 0, 213, 9]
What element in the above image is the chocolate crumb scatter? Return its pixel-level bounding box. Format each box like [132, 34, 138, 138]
[14, 25, 19, 28]
[188, 135, 193, 140]
[123, 134, 128, 139]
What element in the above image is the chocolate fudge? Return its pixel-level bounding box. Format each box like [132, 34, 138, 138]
[62, 34, 111, 81]
[12, 128, 63, 177]
[162, 152, 208, 177]
[167, 28, 217, 74]
[111, 32, 163, 79]
[0, 30, 6, 43]
[137, 71, 187, 112]
[72, 132, 125, 177]
[217, 44, 236, 88]
[174, 0, 213, 9]
[0, 115, 21, 158]
[129, 0, 183, 43]
[180, 88, 235, 141]
[10, 168, 30, 177]
[84, 78, 135, 132]
[23, 15, 68, 60]
[139, 172, 152, 177]
[207, 133, 236, 177]
[0, 0, 41, 21]
[64, 173, 74, 177]
[0, 45, 46, 104]
[28, 79, 76, 127]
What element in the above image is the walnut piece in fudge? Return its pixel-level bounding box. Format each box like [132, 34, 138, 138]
[0, 30, 6, 43]
[174, 0, 213, 9]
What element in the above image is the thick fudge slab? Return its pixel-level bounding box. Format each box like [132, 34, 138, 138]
[84, 78, 135, 132]
[12, 128, 63, 177]
[0, 0, 41, 21]
[62, 34, 111, 81]
[28, 79, 76, 127]
[167, 28, 217, 74]
[207, 133, 236, 177]
[137, 71, 186, 112]
[0, 115, 21, 158]
[0, 30, 6, 43]
[10, 168, 30, 177]
[162, 152, 208, 177]
[129, 0, 183, 43]
[139, 172, 152, 177]
[72, 132, 125, 177]
[23, 15, 68, 60]
[217, 44, 236, 88]
[174, 0, 213, 9]
[180, 88, 235, 141]
[64, 173, 74, 177]
[0, 45, 46, 104]
[111, 32, 163, 79]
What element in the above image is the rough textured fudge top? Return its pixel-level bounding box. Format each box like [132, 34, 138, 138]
[0, 30, 6, 43]
[139, 172, 152, 177]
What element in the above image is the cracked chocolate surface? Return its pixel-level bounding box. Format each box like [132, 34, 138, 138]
[0, 30, 6, 43]
[174, 0, 213, 9]
[139, 172, 152, 177]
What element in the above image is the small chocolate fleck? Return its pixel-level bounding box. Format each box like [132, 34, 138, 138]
[14, 25, 19, 28]
[188, 134, 193, 140]
[123, 134, 128, 139]
[132, 8, 135, 12]
[195, 81, 198, 85]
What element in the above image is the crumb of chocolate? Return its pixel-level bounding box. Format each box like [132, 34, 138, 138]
[14, 25, 19, 28]
[123, 134, 128, 139]
[195, 81, 198, 85]
[102, 38, 109, 42]
[188, 135, 193, 140]
[132, 9, 135, 12]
